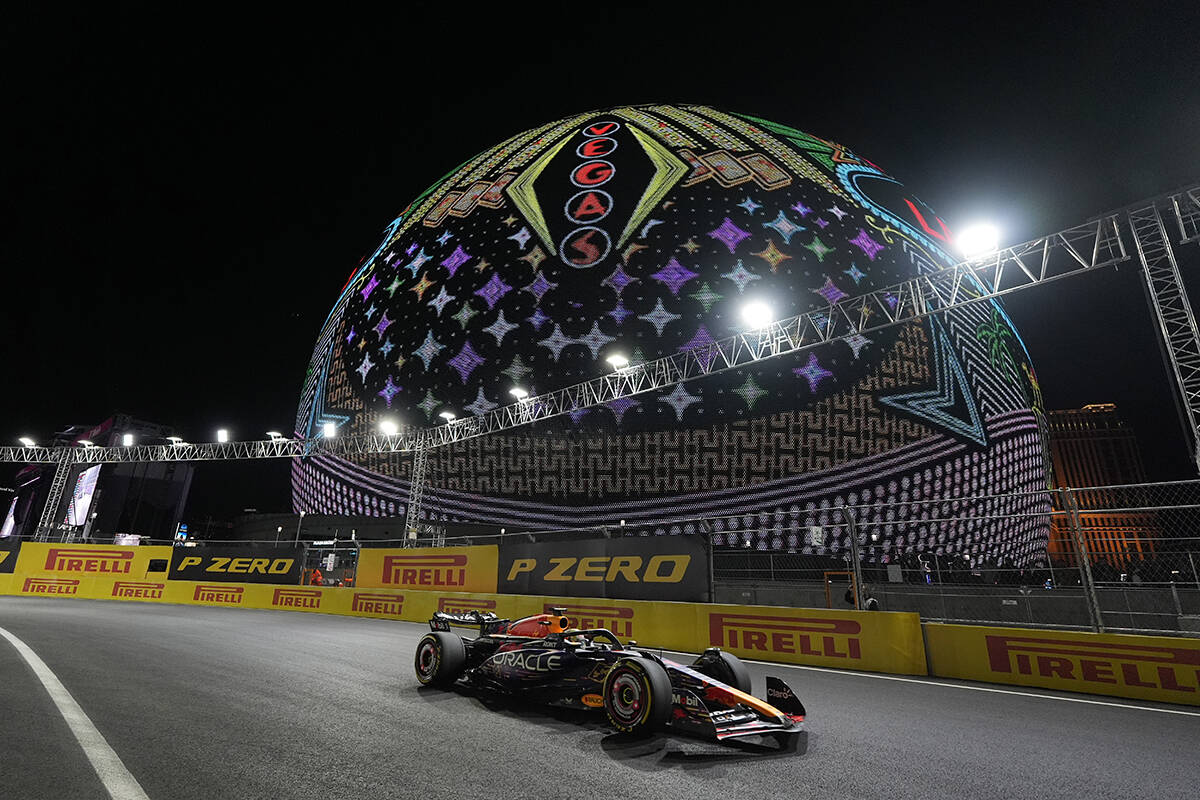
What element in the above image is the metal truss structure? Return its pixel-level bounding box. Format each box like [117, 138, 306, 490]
[5, 184, 1199, 538]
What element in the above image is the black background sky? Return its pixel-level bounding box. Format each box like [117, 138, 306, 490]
[2, 6, 1198, 522]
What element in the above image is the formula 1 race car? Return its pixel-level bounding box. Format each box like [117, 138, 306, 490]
[414, 607, 806, 744]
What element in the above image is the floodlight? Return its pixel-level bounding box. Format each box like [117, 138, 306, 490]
[216, 429, 229, 443]
[438, 411, 456, 422]
[322, 422, 337, 438]
[78, 440, 94, 447]
[605, 353, 629, 369]
[509, 387, 529, 400]
[741, 301, 773, 329]
[18, 437, 35, 448]
[380, 420, 399, 436]
[122, 433, 134, 447]
[266, 431, 283, 440]
[957, 223, 1000, 257]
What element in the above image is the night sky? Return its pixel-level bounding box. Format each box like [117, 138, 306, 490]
[2, 7, 1198, 522]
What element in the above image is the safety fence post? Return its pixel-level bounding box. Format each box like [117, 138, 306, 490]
[839, 506, 865, 610]
[1062, 487, 1104, 632]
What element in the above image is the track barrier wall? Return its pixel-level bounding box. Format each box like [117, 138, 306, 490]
[924, 623, 1200, 705]
[3, 542, 1198, 703]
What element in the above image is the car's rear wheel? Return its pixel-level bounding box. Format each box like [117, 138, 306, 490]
[415, 632, 466, 687]
[602, 657, 670, 735]
[694, 649, 752, 695]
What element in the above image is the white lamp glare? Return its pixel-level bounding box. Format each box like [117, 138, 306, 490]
[216, 429, 229, 444]
[509, 387, 529, 400]
[957, 223, 1000, 257]
[122, 433, 134, 447]
[266, 431, 282, 440]
[78, 440, 94, 447]
[322, 422, 337, 438]
[605, 353, 629, 369]
[380, 420, 399, 436]
[741, 301, 773, 329]
[438, 411, 456, 422]
[18, 437, 36, 448]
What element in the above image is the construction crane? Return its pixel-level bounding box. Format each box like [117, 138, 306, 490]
[3, 186, 1198, 540]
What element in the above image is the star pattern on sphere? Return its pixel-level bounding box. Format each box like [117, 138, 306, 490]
[794, 353, 834, 393]
[410, 274, 435, 300]
[721, 260, 761, 293]
[377, 376, 401, 407]
[474, 257, 490, 273]
[345, 328, 357, 344]
[844, 263, 867, 284]
[366, 304, 377, 320]
[752, 239, 791, 273]
[428, 287, 454, 317]
[501, 356, 532, 385]
[448, 341, 485, 383]
[844, 333, 872, 359]
[519, 245, 547, 269]
[436, 230, 453, 246]
[360, 275, 380, 300]
[813, 277, 848, 304]
[523, 272, 557, 302]
[662, 383, 700, 420]
[502, 214, 518, 227]
[849, 228, 886, 261]
[609, 396, 638, 424]
[386, 276, 402, 296]
[393, 354, 406, 370]
[452, 302, 477, 329]
[651, 257, 698, 295]
[803, 235, 834, 262]
[474, 273, 511, 309]
[417, 390, 439, 420]
[373, 312, 394, 337]
[763, 211, 805, 244]
[569, 407, 590, 424]
[828, 205, 848, 221]
[538, 324, 573, 361]
[623, 242, 648, 262]
[508, 227, 532, 250]
[681, 238, 701, 254]
[639, 298, 681, 335]
[639, 218, 664, 238]
[404, 248, 431, 277]
[413, 331, 444, 370]
[883, 292, 899, 309]
[792, 201, 812, 217]
[735, 375, 768, 410]
[529, 307, 551, 330]
[483, 310, 518, 345]
[681, 325, 717, 369]
[607, 300, 633, 324]
[602, 264, 637, 295]
[814, 218, 829, 229]
[379, 339, 395, 357]
[406, 242, 419, 256]
[688, 282, 721, 313]
[441, 245, 471, 276]
[708, 217, 751, 253]
[464, 387, 498, 417]
[577, 321, 615, 359]
[737, 196, 762, 215]
[356, 354, 374, 381]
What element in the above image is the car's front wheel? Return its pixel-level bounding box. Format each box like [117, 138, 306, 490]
[602, 657, 671, 735]
[414, 632, 466, 687]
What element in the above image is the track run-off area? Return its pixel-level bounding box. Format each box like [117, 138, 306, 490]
[1, 598, 1196, 800]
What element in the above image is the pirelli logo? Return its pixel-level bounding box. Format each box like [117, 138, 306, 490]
[112, 581, 164, 600]
[44, 548, 134, 574]
[193, 584, 244, 604]
[381, 554, 467, 588]
[545, 603, 634, 638]
[708, 613, 862, 659]
[440, 597, 496, 615]
[985, 634, 1200, 694]
[272, 588, 322, 610]
[352, 592, 405, 617]
[22, 577, 79, 595]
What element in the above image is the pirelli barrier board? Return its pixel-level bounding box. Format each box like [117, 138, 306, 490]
[356, 545, 498, 593]
[498, 536, 709, 602]
[924, 623, 1200, 706]
[168, 545, 305, 584]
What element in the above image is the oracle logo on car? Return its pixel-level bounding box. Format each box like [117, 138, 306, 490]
[708, 613, 862, 660]
[543, 603, 634, 638]
[382, 554, 467, 588]
[193, 585, 244, 604]
[44, 548, 134, 574]
[439, 597, 496, 615]
[111, 581, 164, 600]
[272, 588, 322, 610]
[985, 634, 1200, 694]
[22, 577, 79, 595]
[351, 592, 405, 617]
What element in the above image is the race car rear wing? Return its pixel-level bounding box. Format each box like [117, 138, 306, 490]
[429, 610, 508, 636]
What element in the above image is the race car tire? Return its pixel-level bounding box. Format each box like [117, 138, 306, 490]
[696, 650, 752, 695]
[414, 632, 466, 687]
[602, 657, 671, 735]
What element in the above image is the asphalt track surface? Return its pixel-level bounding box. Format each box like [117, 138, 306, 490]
[1, 599, 1196, 800]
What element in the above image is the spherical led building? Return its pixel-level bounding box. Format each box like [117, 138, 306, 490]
[294, 104, 1051, 564]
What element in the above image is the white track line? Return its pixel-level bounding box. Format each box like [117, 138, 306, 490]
[658, 648, 1200, 718]
[0, 626, 150, 800]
